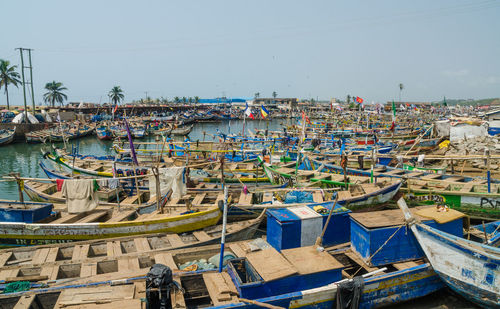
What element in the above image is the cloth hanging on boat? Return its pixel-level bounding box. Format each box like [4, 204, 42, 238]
[336, 276, 364, 309]
[56, 179, 64, 192]
[149, 167, 186, 199]
[62, 179, 99, 213]
[108, 178, 120, 189]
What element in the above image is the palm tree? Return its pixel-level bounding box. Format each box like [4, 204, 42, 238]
[0, 60, 21, 110]
[254, 92, 260, 99]
[272, 91, 277, 99]
[346, 95, 351, 104]
[182, 97, 187, 103]
[43, 81, 68, 107]
[194, 96, 200, 104]
[108, 86, 124, 107]
[174, 96, 180, 103]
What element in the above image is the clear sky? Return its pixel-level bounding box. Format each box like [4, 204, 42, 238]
[1, 0, 499, 105]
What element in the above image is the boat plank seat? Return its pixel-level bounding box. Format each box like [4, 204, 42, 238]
[192, 193, 207, 205]
[80, 262, 97, 278]
[0, 252, 12, 267]
[46, 247, 59, 263]
[72, 244, 90, 261]
[13, 295, 36, 309]
[228, 243, 247, 257]
[0, 269, 19, 281]
[40, 265, 59, 281]
[246, 248, 297, 281]
[344, 250, 379, 272]
[75, 210, 109, 223]
[444, 176, 465, 182]
[107, 209, 137, 222]
[421, 174, 442, 180]
[203, 272, 238, 305]
[214, 193, 224, 205]
[51, 212, 88, 224]
[54, 284, 136, 308]
[135, 210, 159, 221]
[337, 190, 352, 200]
[154, 253, 178, 270]
[193, 231, 212, 242]
[392, 261, 420, 271]
[121, 192, 146, 205]
[238, 192, 252, 205]
[406, 172, 424, 178]
[385, 170, 405, 176]
[361, 183, 379, 194]
[134, 238, 151, 252]
[32, 248, 51, 265]
[313, 191, 324, 202]
[166, 234, 185, 248]
[118, 258, 140, 271]
[106, 241, 122, 257]
[459, 184, 474, 193]
[281, 246, 343, 275]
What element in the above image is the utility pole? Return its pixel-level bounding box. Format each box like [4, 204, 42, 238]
[16, 48, 28, 123]
[28, 49, 36, 113]
[16, 48, 36, 122]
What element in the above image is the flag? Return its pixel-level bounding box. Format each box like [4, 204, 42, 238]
[390, 100, 396, 131]
[356, 96, 363, 103]
[302, 111, 311, 124]
[260, 105, 269, 119]
[244, 102, 254, 119]
[113, 104, 118, 113]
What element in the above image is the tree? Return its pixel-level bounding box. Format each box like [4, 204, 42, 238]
[182, 97, 187, 103]
[272, 91, 277, 99]
[399, 83, 404, 103]
[174, 96, 180, 103]
[194, 96, 200, 103]
[0, 59, 21, 110]
[43, 81, 68, 107]
[346, 95, 351, 104]
[108, 86, 124, 106]
[188, 97, 193, 104]
[254, 92, 260, 99]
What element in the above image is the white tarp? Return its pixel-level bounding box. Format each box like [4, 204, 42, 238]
[450, 123, 488, 142]
[434, 120, 450, 137]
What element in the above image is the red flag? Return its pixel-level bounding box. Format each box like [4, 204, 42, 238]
[113, 104, 118, 113]
[302, 111, 311, 124]
[356, 96, 363, 103]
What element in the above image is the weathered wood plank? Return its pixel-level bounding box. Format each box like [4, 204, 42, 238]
[166, 234, 185, 248]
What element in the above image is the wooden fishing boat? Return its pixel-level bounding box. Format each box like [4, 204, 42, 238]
[468, 220, 500, 247]
[95, 125, 112, 140]
[25, 129, 51, 143]
[257, 157, 402, 211]
[131, 125, 147, 138]
[0, 201, 53, 223]
[0, 240, 445, 309]
[0, 127, 15, 145]
[305, 154, 500, 218]
[50, 125, 94, 142]
[0, 214, 263, 262]
[398, 198, 500, 308]
[0, 202, 221, 247]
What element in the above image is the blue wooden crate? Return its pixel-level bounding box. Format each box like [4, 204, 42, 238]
[266, 204, 351, 251]
[350, 206, 464, 266]
[226, 246, 343, 299]
[0, 201, 53, 223]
